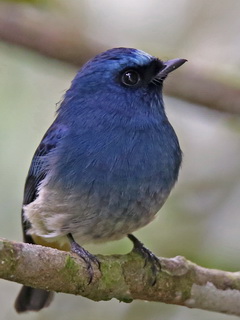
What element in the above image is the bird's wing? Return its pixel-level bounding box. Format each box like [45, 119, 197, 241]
[22, 121, 67, 242]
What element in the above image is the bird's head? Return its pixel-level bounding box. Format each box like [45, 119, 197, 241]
[62, 48, 186, 119]
[74, 47, 186, 90]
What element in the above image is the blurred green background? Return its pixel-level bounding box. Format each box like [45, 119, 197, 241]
[0, 0, 240, 319]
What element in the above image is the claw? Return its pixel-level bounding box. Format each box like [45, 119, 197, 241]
[128, 234, 161, 285]
[67, 234, 100, 284]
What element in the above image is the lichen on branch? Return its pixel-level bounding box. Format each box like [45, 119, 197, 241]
[0, 238, 240, 316]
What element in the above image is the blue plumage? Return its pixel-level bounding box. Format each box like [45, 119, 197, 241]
[15, 47, 186, 312]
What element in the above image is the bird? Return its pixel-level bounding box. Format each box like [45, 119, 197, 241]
[14, 47, 187, 313]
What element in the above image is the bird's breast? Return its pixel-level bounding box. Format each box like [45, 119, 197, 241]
[52, 120, 181, 191]
[25, 121, 181, 244]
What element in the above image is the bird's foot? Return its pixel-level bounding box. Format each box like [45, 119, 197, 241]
[128, 234, 161, 285]
[67, 233, 100, 284]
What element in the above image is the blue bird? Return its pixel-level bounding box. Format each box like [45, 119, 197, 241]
[15, 47, 186, 312]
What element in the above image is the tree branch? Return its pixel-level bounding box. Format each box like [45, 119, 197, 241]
[1, 238, 240, 316]
[0, 3, 105, 66]
[164, 70, 240, 115]
[0, 3, 240, 115]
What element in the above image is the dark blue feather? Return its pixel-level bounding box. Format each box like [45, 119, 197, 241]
[22, 122, 67, 235]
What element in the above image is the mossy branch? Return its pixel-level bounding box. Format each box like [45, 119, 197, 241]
[1, 238, 240, 316]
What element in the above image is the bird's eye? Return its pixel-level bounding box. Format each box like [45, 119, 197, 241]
[121, 70, 141, 86]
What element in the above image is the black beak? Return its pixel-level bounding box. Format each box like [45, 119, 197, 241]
[157, 58, 187, 80]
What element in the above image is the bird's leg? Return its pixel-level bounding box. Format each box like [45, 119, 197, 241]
[67, 233, 100, 284]
[128, 234, 161, 285]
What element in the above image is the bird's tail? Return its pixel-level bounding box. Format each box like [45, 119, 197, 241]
[15, 285, 54, 313]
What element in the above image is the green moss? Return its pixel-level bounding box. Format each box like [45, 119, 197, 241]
[180, 280, 192, 300]
[100, 260, 122, 288]
[61, 255, 81, 283]
[65, 255, 77, 271]
[95, 256, 133, 302]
